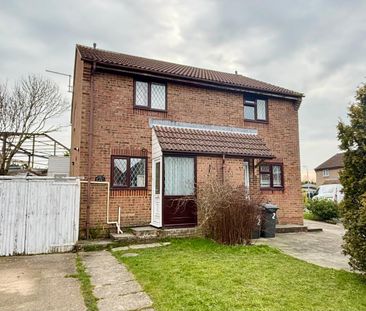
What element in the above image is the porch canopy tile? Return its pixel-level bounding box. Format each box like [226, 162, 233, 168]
[153, 125, 274, 158]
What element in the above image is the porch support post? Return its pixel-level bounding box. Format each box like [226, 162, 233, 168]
[222, 153, 226, 184]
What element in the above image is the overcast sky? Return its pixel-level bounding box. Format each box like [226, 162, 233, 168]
[1, 0, 365, 179]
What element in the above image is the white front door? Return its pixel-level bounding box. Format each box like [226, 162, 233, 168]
[151, 158, 162, 227]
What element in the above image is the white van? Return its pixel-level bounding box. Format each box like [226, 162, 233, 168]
[313, 184, 344, 203]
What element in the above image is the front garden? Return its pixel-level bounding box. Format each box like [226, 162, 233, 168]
[113, 238, 366, 311]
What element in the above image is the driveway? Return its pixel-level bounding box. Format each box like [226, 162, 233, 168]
[0, 253, 86, 311]
[256, 220, 350, 271]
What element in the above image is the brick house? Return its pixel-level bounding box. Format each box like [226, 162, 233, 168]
[314, 153, 344, 186]
[70, 45, 304, 237]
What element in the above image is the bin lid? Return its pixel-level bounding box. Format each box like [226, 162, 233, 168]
[262, 203, 279, 211]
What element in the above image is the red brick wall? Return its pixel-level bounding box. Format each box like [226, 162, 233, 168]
[72, 57, 303, 233]
[196, 156, 245, 188]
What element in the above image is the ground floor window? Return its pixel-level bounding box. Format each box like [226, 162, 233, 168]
[259, 163, 284, 189]
[111, 156, 147, 189]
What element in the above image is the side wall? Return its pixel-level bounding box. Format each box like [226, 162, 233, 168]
[315, 168, 341, 186]
[72, 64, 303, 235]
[70, 50, 84, 177]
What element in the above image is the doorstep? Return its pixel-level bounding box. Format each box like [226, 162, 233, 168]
[111, 226, 202, 241]
[275, 224, 323, 233]
[276, 224, 308, 233]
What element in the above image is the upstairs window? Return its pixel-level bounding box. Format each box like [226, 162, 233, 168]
[323, 169, 329, 177]
[244, 95, 268, 122]
[111, 156, 147, 189]
[134, 80, 166, 111]
[260, 163, 283, 189]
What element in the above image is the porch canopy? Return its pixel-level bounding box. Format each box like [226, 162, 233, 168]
[153, 125, 274, 159]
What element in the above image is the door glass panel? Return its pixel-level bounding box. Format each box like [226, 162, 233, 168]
[155, 161, 161, 195]
[164, 157, 194, 196]
[244, 161, 250, 191]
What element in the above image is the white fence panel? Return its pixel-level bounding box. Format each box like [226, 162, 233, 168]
[0, 177, 80, 256]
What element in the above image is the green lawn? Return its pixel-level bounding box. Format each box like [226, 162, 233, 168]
[113, 238, 366, 311]
[304, 211, 321, 221]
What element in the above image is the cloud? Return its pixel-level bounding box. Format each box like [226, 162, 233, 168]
[1, 0, 366, 174]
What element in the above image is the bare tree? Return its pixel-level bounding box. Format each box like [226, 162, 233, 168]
[0, 75, 68, 175]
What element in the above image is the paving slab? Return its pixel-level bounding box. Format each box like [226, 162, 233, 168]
[111, 246, 130, 252]
[129, 243, 162, 249]
[256, 220, 350, 270]
[111, 242, 171, 252]
[0, 253, 86, 311]
[80, 250, 154, 311]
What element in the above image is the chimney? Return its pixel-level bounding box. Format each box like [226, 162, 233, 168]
[93, 43, 97, 49]
[235, 70, 238, 75]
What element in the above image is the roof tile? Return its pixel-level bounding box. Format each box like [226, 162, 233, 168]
[315, 153, 344, 171]
[154, 126, 274, 158]
[77, 45, 302, 98]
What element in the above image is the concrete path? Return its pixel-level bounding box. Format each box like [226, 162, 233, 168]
[0, 253, 86, 311]
[256, 220, 350, 271]
[81, 250, 154, 311]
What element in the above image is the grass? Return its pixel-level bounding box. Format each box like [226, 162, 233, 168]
[68, 255, 99, 311]
[113, 238, 366, 311]
[304, 212, 338, 224]
[304, 211, 321, 221]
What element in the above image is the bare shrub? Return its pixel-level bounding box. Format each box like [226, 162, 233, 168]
[196, 180, 263, 245]
[0, 75, 68, 175]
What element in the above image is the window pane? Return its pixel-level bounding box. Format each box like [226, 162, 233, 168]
[260, 164, 270, 173]
[113, 158, 127, 187]
[244, 105, 255, 120]
[135, 81, 148, 106]
[164, 157, 194, 195]
[155, 161, 160, 194]
[273, 165, 282, 187]
[257, 99, 267, 120]
[260, 173, 271, 188]
[130, 158, 146, 187]
[151, 83, 166, 110]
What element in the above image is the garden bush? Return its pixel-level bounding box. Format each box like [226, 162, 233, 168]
[195, 180, 263, 245]
[306, 198, 339, 220]
[337, 82, 366, 273]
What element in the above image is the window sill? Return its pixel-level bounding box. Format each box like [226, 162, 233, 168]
[260, 187, 284, 191]
[244, 119, 269, 124]
[134, 106, 167, 113]
[111, 187, 148, 191]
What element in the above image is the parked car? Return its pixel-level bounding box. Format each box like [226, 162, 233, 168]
[313, 184, 344, 203]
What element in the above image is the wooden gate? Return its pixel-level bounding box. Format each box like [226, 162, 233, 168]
[0, 177, 80, 256]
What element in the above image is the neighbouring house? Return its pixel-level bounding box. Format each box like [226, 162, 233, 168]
[314, 153, 344, 186]
[70, 44, 304, 237]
